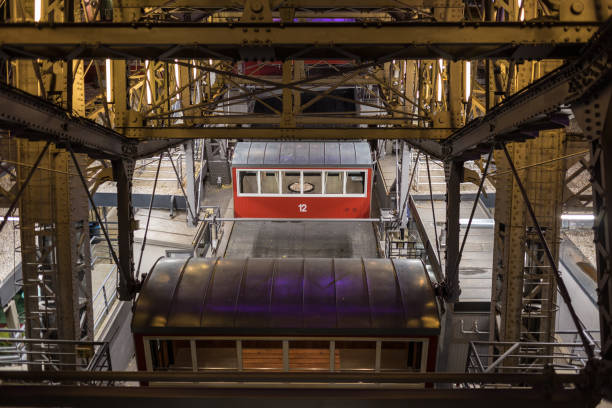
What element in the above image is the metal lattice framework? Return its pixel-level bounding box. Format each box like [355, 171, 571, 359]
[0, 0, 611, 403]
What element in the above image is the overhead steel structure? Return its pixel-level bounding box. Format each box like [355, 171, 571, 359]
[0, 0, 611, 405]
[0, 22, 598, 60]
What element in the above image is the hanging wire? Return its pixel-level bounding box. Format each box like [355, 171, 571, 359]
[0, 141, 51, 235]
[136, 153, 163, 276]
[66, 145, 122, 274]
[452, 147, 494, 282]
[425, 155, 442, 263]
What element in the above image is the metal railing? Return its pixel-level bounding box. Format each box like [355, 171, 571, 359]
[0, 330, 112, 372]
[92, 265, 118, 333]
[465, 337, 600, 378]
[90, 220, 118, 266]
[193, 206, 223, 257]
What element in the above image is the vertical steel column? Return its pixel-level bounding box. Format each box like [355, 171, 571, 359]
[444, 159, 463, 302]
[488, 1, 565, 345]
[54, 151, 93, 342]
[491, 143, 528, 343]
[9, 0, 93, 366]
[112, 159, 136, 300]
[596, 95, 612, 365]
[281, 60, 295, 128]
[183, 141, 197, 226]
[572, 85, 612, 365]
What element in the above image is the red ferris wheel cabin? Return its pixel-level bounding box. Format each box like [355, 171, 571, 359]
[232, 141, 373, 219]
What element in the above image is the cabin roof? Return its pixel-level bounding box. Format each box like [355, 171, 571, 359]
[232, 141, 372, 168]
[132, 257, 441, 336]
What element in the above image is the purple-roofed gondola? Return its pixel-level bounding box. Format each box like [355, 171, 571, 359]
[132, 257, 441, 376]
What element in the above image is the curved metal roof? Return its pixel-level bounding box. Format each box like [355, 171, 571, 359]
[232, 141, 372, 168]
[132, 257, 440, 336]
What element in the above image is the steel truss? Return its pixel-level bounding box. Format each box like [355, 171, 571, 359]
[0, 22, 598, 61]
[0, 0, 610, 402]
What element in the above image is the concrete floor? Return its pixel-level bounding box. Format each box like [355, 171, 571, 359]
[132, 209, 197, 274]
[414, 199, 494, 302]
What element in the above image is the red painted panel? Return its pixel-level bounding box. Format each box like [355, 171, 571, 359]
[232, 168, 372, 218]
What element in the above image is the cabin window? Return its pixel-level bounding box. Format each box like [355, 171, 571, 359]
[195, 340, 238, 370]
[242, 340, 283, 370]
[324, 171, 344, 194]
[239, 171, 258, 194]
[336, 341, 376, 370]
[288, 341, 331, 371]
[282, 172, 302, 194]
[380, 341, 424, 371]
[346, 171, 366, 194]
[260, 171, 280, 194]
[302, 172, 322, 195]
[149, 339, 192, 371]
[171, 340, 193, 370]
[149, 340, 171, 371]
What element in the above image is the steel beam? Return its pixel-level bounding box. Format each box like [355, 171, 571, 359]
[122, 127, 452, 140]
[0, 385, 590, 408]
[442, 16, 612, 160]
[116, 0, 462, 8]
[0, 22, 598, 61]
[0, 368, 585, 384]
[0, 83, 132, 159]
[160, 115, 427, 126]
[572, 84, 612, 366]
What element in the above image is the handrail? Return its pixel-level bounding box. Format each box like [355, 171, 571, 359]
[93, 265, 118, 332]
[0, 370, 584, 385]
[92, 265, 117, 302]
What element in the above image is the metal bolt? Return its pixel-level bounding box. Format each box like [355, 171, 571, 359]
[570, 1, 584, 14]
[251, 0, 263, 13]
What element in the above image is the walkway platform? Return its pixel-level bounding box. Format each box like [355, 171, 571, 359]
[225, 220, 379, 258]
[414, 199, 493, 303]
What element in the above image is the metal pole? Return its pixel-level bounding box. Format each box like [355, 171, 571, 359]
[444, 159, 463, 302]
[484, 342, 521, 373]
[501, 144, 595, 360]
[196, 139, 206, 211]
[136, 153, 163, 276]
[0, 140, 51, 235]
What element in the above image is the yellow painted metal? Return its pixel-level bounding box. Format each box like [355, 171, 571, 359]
[490, 0, 567, 346]
[120, 126, 452, 140]
[8, 0, 94, 350]
[0, 23, 598, 58]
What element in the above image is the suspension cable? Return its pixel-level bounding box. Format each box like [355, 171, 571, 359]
[425, 155, 442, 263]
[136, 153, 163, 276]
[67, 145, 122, 275]
[167, 149, 197, 223]
[0, 141, 51, 235]
[452, 147, 494, 283]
